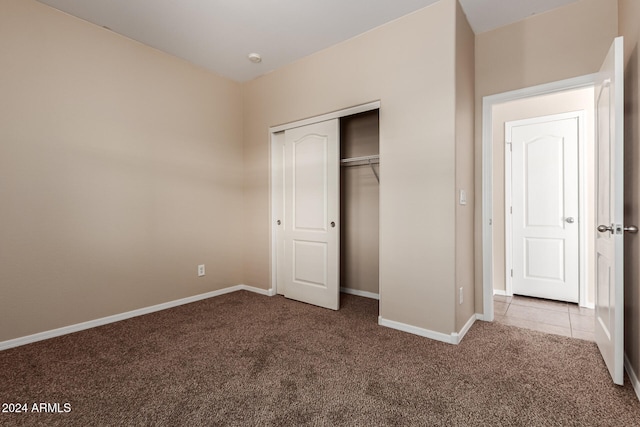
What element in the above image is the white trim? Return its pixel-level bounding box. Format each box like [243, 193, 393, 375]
[0, 284, 274, 351]
[482, 93, 495, 322]
[378, 316, 458, 345]
[504, 128, 513, 296]
[577, 108, 590, 308]
[475, 313, 487, 322]
[625, 353, 640, 402]
[269, 101, 380, 133]
[340, 287, 380, 300]
[451, 314, 477, 345]
[493, 289, 509, 296]
[482, 74, 598, 321]
[240, 284, 277, 297]
[504, 111, 587, 305]
[270, 131, 285, 296]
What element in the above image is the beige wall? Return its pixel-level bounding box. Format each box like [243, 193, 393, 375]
[243, 0, 462, 334]
[474, 0, 619, 313]
[619, 0, 640, 396]
[1, 0, 474, 344]
[491, 88, 596, 307]
[3, 0, 636, 358]
[0, 0, 244, 341]
[340, 111, 380, 295]
[455, 1, 476, 330]
[476, 0, 618, 97]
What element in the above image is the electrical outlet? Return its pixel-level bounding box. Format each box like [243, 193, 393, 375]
[459, 287, 463, 305]
[198, 264, 205, 277]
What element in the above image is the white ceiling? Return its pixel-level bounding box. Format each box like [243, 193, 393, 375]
[36, 0, 580, 82]
[459, 0, 579, 33]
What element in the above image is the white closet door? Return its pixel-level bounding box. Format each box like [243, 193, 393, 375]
[282, 119, 340, 310]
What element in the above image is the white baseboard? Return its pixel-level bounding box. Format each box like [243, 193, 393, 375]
[340, 287, 379, 300]
[493, 289, 509, 296]
[378, 313, 479, 345]
[451, 314, 476, 344]
[625, 353, 640, 402]
[378, 316, 457, 345]
[239, 284, 276, 297]
[0, 284, 274, 351]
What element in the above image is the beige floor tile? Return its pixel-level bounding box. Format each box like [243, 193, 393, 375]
[494, 295, 595, 342]
[568, 304, 595, 316]
[494, 301, 509, 316]
[570, 312, 595, 333]
[572, 329, 595, 342]
[493, 294, 512, 303]
[511, 295, 568, 313]
[505, 304, 571, 328]
[497, 316, 572, 338]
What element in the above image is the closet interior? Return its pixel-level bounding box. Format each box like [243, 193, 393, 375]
[340, 110, 380, 299]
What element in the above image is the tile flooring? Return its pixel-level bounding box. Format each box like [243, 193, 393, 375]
[493, 294, 595, 341]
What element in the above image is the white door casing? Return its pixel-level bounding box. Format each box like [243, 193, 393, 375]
[482, 74, 600, 323]
[594, 37, 624, 386]
[508, 115, 580, 303]
[272, 131, 286, 295]
[281, 119, 340, 310]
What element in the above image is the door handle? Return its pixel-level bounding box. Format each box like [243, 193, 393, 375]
[565, 217, 575, 223]
[330, 221, 336, 228]
[597, 224, 638, 234]
[597, 224, 614, 234]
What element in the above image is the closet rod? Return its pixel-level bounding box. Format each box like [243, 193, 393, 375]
[340, 155, 380, 183]
[340, 154, 379, 164]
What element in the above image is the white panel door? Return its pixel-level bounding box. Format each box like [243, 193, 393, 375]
[595, 37, 624, 385]
[282, 120, 339, 310]
[510, 116, 579, 303]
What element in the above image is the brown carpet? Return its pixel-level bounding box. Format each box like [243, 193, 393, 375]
[1, 291, 639, 426]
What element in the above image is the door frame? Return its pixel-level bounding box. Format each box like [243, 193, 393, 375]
[269, 101, 380, 295]
[482, 75, 598, 321]
[504, 111, 589, 306]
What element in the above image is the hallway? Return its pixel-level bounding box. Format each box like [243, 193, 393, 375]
[494, 295, 595, 341]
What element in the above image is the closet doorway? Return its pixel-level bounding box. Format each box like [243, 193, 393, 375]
[340, 111, 380, 301]
[270, 102, 380, 310]
[493, 88, 594, 308]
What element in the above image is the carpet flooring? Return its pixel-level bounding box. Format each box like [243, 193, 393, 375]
[1, 291, 639, 426]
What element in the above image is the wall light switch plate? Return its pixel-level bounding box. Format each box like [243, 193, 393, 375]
[459, 190, 467, 206]
[198, 264, 205, 277]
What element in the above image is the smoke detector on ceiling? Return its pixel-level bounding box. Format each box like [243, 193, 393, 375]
[247, 53, 262, 63]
